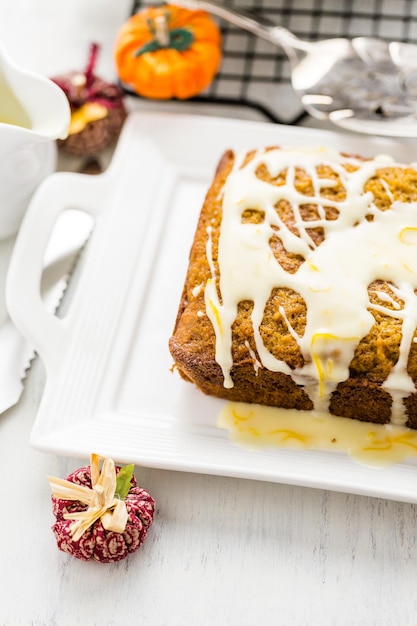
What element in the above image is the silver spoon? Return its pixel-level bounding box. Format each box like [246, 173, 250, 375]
[178, 0, 417, 136]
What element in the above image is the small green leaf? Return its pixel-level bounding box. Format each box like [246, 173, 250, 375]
[115, 464, 135, 500]
[135, 27, 194, 56]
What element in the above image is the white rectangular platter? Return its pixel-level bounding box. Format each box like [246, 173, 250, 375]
[9, 111, 417, 503]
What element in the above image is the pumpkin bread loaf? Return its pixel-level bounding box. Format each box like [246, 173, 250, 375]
[169, 145, 417, 429]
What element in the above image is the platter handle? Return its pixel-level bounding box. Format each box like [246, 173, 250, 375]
[6, 171, 103, 372]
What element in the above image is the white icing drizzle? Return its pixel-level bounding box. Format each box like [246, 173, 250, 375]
[244, 340, 262, 375]
[379, 177, 395, 203]
[204, 145, 417, 423]
[205, 226, 216, 282]
[278, 305, 302, 342]
[192, 283, 203, 297]
[371, 289, 401, 310]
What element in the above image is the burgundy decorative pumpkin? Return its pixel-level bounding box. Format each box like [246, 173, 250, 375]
[48, 454, 155, 563]
[52, 43, 127, 157]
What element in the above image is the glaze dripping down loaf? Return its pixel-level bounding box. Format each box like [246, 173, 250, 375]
[169, 145, 417, 429]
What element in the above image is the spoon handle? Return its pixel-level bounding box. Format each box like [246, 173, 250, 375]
[176, 0, 311, 55]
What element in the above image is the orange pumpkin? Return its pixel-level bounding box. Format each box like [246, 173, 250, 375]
[114, 4, 222, 100]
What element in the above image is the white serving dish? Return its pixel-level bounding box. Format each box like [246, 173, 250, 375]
[7, 111, 417, 503]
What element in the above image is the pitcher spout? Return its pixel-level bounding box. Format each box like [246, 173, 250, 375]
[0, 42, 70, 140]
[0, 42, 70, 238]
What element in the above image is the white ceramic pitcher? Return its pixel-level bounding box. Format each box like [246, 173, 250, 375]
[0, 42, 70, 238]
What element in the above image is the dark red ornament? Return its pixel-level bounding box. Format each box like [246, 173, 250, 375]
[49, 455, 155, 563]
[52, 43, 127, 156]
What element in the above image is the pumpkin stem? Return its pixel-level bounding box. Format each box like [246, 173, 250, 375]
[154, 14, 170, 47]
[85, 43, 99, 89]
[135, 11, 195, 56]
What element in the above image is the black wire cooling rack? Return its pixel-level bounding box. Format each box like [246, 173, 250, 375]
[128, 0, 417, 125]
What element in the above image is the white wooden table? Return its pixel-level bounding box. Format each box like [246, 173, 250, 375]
[1, 2, 417, 625]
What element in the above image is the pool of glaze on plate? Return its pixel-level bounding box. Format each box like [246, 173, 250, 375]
[218, 402, 417, 467]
